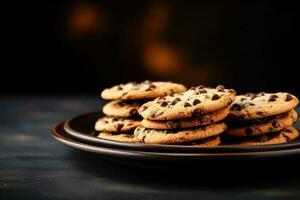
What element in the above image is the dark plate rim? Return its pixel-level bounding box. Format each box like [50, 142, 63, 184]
[53, 122, 300, 160]
[63, 112, 300, 153]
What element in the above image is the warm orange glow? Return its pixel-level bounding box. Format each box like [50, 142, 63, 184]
[67, 3, 106, 37]
[144, 43, 182, 74]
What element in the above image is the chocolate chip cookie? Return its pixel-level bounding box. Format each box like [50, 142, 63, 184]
[94, 116, 141, 132]
[103, 100, 143, 117]
[134, 122, 227, 144]
[139, 85, 236, 120]
[141, 107, 229, 129]
[229, 127, 299, 146]
[228, 92, 299, 120]
[226, 109, 298, 137]
[101, 80, 186, 100]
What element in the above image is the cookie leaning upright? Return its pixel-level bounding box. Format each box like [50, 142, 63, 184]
[101, 80, 187, 100]
[224, 92, 299, 146]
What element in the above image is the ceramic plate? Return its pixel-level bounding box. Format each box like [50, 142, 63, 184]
[63, 112, 300, 153]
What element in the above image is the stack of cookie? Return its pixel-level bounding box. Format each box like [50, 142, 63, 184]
[95, 81, 186, 142]
[225, 92, 299, 146]
[135, 85, 236, 146]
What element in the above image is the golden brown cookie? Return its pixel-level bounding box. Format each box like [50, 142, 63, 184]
[229, 127, 299, 146]
[94, 116, 141, 132]
[139, 85, 235, 120]
[226, 109, 298, 137]
[228, 92, 299, 120]
[101, 81, 186, 100]
[142, 107, 229, 129]
[134, 122, 227, 144]
[103, 100, 143, 117]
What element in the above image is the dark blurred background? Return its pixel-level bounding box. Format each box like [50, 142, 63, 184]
[2, 0, 299, 95]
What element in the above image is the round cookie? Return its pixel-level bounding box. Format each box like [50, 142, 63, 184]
[97, 132, 138, 143]
[229, 127, 299, 146]
[134, 122, 227, 144]
[103, 100, 143, 117]
[142, 107, 229, 129]
[228, 92, 299, 120]
[101, 81, 186, 100]
[189, 136, 221, 147]
[139, 85, 236, 120]
[226, 109, 298, 137]
[94, 116, 141, 132]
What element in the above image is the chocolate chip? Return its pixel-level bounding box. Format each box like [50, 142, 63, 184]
[161, 101, 168, 107]
[230, 103, 242, 111]
[256, 111, 264, 116]
[156, 111, 164, 117]
[145, 84, 156, 91]
[166, 121, 180, 129]
[184, 102, 191, 107]
[245, 127, 253, 136]
[171, 98, 181, 105]
[216, 85, 225, 92]
[240, 98, 246, 102]
[193, 108, 205, 116]
[117, 101, 127, 106]
[114, 123, 124, 131]
[259, 92, 266, 96]
[272, 121, 280, 128]
[117, 85, 123, 90]
[250, 94, 257, 100]
[129, 109, 137, 115]
[192, 99, 201, 106]
[268, 94, 278, 102]
[285, 128, 293, 133]
[150, 111, 157, 118]
[212, 94, 220, 100]
[141, 134, 147, 143]
[140, 106, 148, 112]
[249, 103, 255, 106]
[121, 92, 128, 96]
[111, 117, 118, 121]
[285, 94, 293, 101]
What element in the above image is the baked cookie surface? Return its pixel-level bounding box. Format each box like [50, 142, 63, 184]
[228, 92, 298, 120]
[226, 109, 298, 137]
[103, 100, 143, 117]
[229, 127, 299, 146]
[142, 107, 229, 129]
[134, 122, 227, 144]
[101, 81, 186, 100]
[94, 116, 141, 132]
[139, 85, 235, 120]
[97, 132, 138, 143]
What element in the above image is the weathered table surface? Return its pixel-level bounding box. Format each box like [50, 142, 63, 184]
[1, 96, 300, 200]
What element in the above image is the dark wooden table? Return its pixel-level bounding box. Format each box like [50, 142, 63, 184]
[1, 96, 300, 200]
